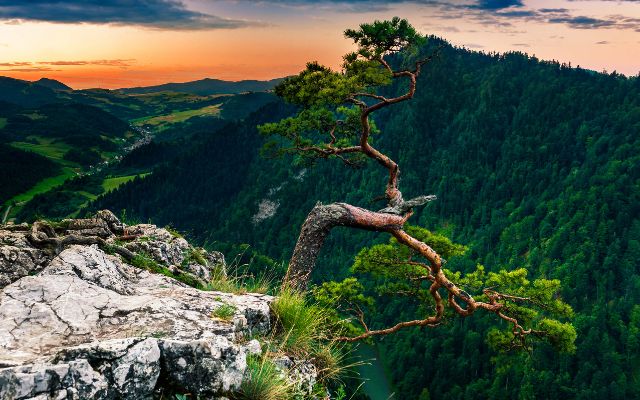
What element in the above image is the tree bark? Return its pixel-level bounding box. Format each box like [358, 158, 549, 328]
[285, 202, 406, 290]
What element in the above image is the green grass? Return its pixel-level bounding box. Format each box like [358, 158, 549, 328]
[235, 356, 293, 400]
[182, 248, 207, 267]
[0, 117, 7, 129]
[77, 191, 98, 201]
[270, 289, 330, 355]
[205, 273, 271, 295]
[126, 252, 205, 289]
[9, 136, 75, 165]
[132, 104, 221, 129]
[20, 112, 45, 120]
[7, 166, 77, 205]
[102, 173, 150, 193]
[165, 225, 184, 238]
[3, 136, 81, 211]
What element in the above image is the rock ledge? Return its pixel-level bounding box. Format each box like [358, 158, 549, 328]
[0, 212, 304, 399]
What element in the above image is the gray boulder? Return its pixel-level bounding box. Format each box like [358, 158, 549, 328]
[0, 229, 270, 398]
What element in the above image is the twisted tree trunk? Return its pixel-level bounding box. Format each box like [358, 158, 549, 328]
[285, 203, 407, 290]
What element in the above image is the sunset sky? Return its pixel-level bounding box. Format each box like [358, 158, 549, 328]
[0, 0, 638, 89]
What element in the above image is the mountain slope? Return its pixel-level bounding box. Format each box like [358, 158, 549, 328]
[33, 77, 72, 91]
[118, 77, 284, 95]
[66, 39, 640, 398]
[0, 77, 62, 107]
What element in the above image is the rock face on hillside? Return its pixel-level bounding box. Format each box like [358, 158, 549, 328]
[0, 212, 314, 399]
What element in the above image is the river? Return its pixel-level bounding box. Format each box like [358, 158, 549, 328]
[355, 344, 395, 400]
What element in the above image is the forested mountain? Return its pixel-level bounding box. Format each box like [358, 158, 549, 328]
[33, 77, 72, 91]
[65, 38, 640, 398]
[118, 77, 284, 95]
[0, 76, 61, 107]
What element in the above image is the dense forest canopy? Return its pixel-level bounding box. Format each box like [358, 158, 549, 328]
[83, 34, 640, 399]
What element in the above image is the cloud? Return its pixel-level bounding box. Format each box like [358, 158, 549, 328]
[538, 8, 570, 13]
[596, 40, 609, 44]
[38, 59, 136, 68]
[0, 66, 59, 72]
[548, 15, 615, 28]
[0, 0, 259, 30]
[495, 10, 536, 17]
[0, 59, 136, 71]
[512, 43, 530, 47]
[546, 14, 640, 31]
[472, 0, 523, 10]
[0, 61, 32, 67]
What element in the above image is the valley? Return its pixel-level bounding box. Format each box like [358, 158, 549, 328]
[0, 77, 278, 222]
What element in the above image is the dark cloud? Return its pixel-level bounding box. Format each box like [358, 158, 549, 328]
[472, 0, 523, 10]
[0, 0, 258, 30]
[495, 10, 536, 17]
[538, 8, 570, 13]
[512, 43, 530, 47]
[596, 40, 609, 44]
[549, 16, 616, 29]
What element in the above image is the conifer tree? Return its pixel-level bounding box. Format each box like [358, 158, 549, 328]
[261, 17, 575, 351]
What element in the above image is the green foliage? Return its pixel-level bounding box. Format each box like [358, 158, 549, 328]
[258, 18, 421, 167]
[266, 289, 358, 396]
[211, 303, 237, 322]
[63, 148, 102, 166]
[537, 319, 577, 353]
[322, 225, 575, 354]
[274, 62, 363, 108]
[344, 17, 425, 60]
[259, 105, 372, 166]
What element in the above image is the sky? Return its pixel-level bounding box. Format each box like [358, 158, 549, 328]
[0, 0, 638, 89]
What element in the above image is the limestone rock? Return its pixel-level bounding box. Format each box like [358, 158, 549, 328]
[0, 212, 289, 399]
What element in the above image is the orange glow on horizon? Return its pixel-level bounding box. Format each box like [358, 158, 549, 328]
[0, 1, 637, 89]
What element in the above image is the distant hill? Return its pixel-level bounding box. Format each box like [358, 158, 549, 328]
[118, 77, 284, 96]
[0, 77, 62, 107]
[33, 78, 72, 91]
[1, 102, 130, 152]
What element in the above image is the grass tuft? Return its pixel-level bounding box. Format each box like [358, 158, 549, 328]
[165, 224, 184, 239]
[128, 252, 205, 289]
[182, 247, 207, 267]
[270, 289, 330, 355]
[211, 303, 237, 321]
[234, 355, 292, 400]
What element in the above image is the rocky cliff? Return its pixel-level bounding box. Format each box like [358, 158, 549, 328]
[0, 211, 318, 399]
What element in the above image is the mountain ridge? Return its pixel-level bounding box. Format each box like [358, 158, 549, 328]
[118, 77, 285, 95]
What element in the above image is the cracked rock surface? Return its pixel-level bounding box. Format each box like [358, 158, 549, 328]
[0, 212, 275, 399]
